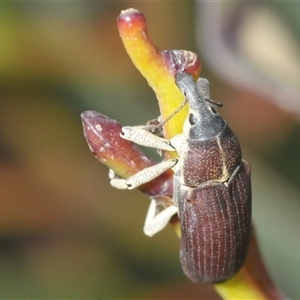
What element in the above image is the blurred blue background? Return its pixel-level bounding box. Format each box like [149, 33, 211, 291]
[0, 2, 299, 298]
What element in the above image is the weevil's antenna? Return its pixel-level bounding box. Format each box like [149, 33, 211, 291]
[161, 97, 188, 126]
[205, 98, 223, 107]
[145, 97, 188, 134]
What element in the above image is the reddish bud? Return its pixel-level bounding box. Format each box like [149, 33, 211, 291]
[81, 111, 173, 198]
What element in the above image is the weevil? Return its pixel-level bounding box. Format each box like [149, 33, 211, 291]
[110, 71, 251, 283]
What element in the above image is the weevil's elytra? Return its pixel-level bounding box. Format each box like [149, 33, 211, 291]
[178, 161, 251, 283]
[109, 71, 251, 283]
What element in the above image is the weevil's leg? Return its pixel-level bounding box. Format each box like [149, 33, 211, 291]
[144, 116, 167, 156]
[108, 169, 128, 189]
[110, 158, 178, 190]
[143, 199, 178, 237]
[121, 95, 187, 151]
[121, 127, 175, 151]
[144, 116, 164, 136]
[108, 169, 116, 180]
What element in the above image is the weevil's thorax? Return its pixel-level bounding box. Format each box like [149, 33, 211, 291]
[180, 106, 242, 187]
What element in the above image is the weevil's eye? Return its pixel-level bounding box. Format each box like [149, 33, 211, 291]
[188, 113, 197, 125]
[210, 106, 217, 114]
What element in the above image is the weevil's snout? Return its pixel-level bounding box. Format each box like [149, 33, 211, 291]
[175, 72, 225, 140]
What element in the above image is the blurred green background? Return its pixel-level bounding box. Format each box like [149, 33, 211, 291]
[0, 2, 300, 299]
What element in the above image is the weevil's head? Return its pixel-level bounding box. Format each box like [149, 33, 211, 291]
[175, 72, 225, 140]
